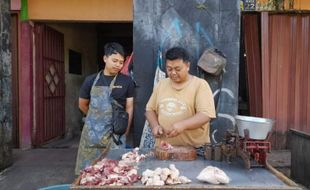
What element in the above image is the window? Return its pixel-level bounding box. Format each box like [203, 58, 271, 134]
[69, 49, 82, 75]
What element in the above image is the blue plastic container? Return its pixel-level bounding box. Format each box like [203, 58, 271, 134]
[38, 184, 70, 190]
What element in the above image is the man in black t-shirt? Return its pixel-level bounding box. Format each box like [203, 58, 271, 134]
[79, 43, 135, 136]
[75, 42, 134, 174]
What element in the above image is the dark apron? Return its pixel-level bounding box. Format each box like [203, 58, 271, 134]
[75, 72, 113, 175]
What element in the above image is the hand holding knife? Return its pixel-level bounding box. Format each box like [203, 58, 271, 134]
[152, 125, 165, 138]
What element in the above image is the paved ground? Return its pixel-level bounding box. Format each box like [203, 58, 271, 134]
[0, 137, 308, 190]
[267, 149, 291, 177]
[0, 137, 79, 190]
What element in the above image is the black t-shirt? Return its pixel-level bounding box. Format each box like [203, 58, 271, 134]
[79, 72, 135, 107]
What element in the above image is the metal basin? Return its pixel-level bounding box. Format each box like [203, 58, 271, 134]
[235, 115, 275, 140]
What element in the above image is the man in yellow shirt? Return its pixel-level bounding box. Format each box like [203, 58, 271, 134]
[145, 47, 216, 147]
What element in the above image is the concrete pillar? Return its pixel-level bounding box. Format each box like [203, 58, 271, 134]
[19, 22, 33, 149]
[0, 0, 13, 171]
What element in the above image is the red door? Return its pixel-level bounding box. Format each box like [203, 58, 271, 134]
[33, 24, 65, 146]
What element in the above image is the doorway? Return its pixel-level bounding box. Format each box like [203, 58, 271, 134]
[35, 22, 133, 146]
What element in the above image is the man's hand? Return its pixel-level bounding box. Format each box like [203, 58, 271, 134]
[166, 123, 186, 138]
[166, 112, 211, 138]
[124, 128, 130, 137]
[152, 125, 164, 138]
[79, 98, 90, 115]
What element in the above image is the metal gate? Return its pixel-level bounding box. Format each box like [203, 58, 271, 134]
[33, 24, 65, 145]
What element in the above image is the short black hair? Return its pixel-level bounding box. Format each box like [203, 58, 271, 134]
[165, 47, 190, 63]
[104, 42, 125, 57]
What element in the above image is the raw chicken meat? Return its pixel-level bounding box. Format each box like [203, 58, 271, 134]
[79, 159, 140, 186]
[196, 166, 230, 185]
[120, 147, 146, 165]
[160, 140, 174, 150]
[79, 148, 146, 186]
[141, 164, 191, 186]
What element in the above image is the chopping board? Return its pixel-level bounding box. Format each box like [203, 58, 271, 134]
[154, 146, 197, 160]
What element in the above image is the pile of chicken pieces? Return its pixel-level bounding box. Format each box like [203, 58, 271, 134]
[119, 147, 146, 165]
[79, 148, 146, 186]
[141, 164, 191, 186]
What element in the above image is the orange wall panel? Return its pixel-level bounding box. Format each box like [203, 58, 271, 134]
[257, 0, 310, 10]
[27, 0, 132, 22]
[294, 0, 310, 9]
